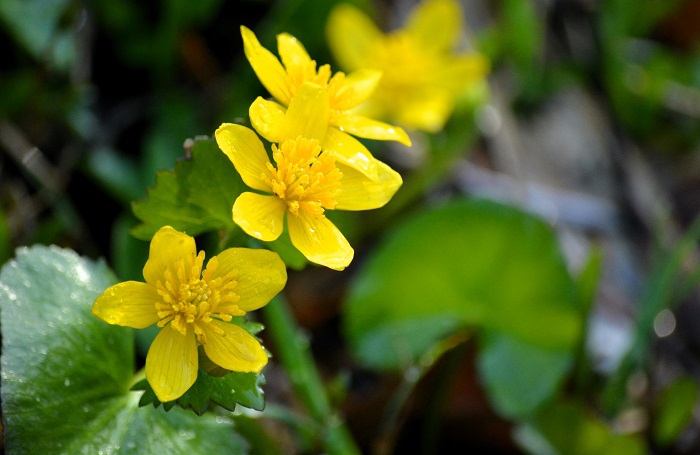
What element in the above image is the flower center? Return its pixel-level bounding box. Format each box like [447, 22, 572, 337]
[262, 137, 342, 219]
[373, 32, 438, 94]
[155, 252, 244, 344]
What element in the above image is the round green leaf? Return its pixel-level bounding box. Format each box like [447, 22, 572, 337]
[345, 198, 581, 370]
[478, 331, 572, 417]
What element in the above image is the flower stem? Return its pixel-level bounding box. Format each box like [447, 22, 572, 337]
[262, 294, 361, 455]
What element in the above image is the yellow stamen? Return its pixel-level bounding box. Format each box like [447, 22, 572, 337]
[262, 137, 342, 219]
[154, 254, 243, 344]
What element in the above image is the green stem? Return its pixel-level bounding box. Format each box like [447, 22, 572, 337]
[262, 294, 361, 455]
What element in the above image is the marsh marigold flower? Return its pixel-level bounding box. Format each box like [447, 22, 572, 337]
[215, 83, 402, 271]
[241, 25, 410, 179]
[92, 226, 287, 402]
[327, 0, 489, 133]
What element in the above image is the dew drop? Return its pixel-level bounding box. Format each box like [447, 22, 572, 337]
[178, 429, 196, 440]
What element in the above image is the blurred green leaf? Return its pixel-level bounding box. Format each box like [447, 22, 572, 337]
[85, 146, 144, 205]
[478, 332, 572, 417]
[111, 212, 149, 282]
[0, 245, 247, 454]
[131, 136, 243, 240]
[345, 198, 581, 416]
[515, 401, 646, 455]
[142, 96, 204, 188]
[0, 0, 74, 70]
[652, 376, 698, 446]
[600, 0, 700, 151]
[0, 70, 36, 116]
[499, 0, 542, 68]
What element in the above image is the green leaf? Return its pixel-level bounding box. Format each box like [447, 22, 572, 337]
[514, 401, 646, 455]
[652, 376, 698, 446]
[478, 332, 572, 417]
[131, 137, 244, 240]
[134, 369, 266, 416]
[344, 198, 581, 417]
[0, 0, 74, 70]
[185, 137, 245, 228]
[84, 147, 145, 204]
[0, 245, 248, 454]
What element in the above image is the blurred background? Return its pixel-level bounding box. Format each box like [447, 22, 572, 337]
[3, 0, 700, 453]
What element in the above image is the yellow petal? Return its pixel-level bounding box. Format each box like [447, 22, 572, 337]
[396, 89, 453, 133]
[142, 226, 196, 286]
[335, 160, 403, 210]
[326, 3, 382, 71]
[215, 123, 271, 192]
[207, 247, 287, 312]
[202, 320, 268, 373]
[145, 324, 198, 402]
[323, 127, 377, 179]
[92, 281, 160, 329]
[438, 54, 490, 92]
[241, 25, 292, 105]
[282, 81, 330, 142]
[232, 192, 286, 242]
[405, 0, 463, 53]
[335, 113, 412, 146]
[249, 97, 287, 143]
[333, 69, 382, 110]
[287, 214, 353, 271]
[277, 32, 313, 74]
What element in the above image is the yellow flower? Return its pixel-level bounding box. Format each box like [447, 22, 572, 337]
[241, 25, 411, 179]
[92, 226, 287, 402]
[215, 83, 402, 271]
[327, 0, 489, 133]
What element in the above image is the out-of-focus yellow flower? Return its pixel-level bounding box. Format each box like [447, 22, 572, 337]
[215, 83, 402, 271]
[327, 0, 489, 133]
[241, 25, 411, 179]
[92, 226, 286, 402]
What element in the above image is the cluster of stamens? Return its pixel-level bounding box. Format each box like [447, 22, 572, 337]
[282, 47, 355, 124]
[262, 137, 342, 219]
[154, 252, 243, 344]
